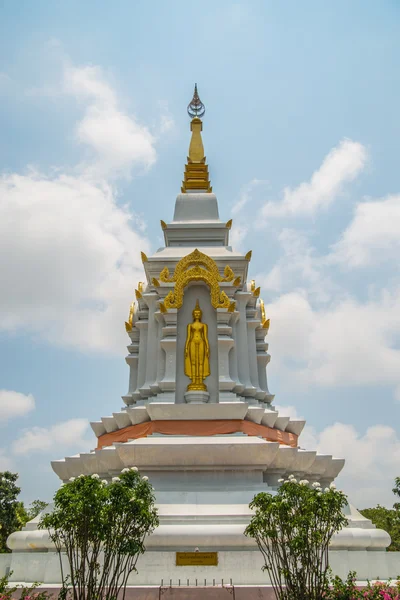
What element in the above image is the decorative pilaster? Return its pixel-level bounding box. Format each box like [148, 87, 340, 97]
[131, 304, 149, 404]
[122, 328, 140, 406]
[151, 309, 166, 396]
[216, 309, 236, 402]
[138, 293, 159, 400]
[158, 309, 177, 400]
[246, 306, 265, 401]
[235, 292, 258, 398]
[256, 328, 273, 403]
[229, 311, 244, 395]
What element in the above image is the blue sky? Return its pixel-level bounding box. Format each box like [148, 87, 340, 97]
[1, 0, 400, 508]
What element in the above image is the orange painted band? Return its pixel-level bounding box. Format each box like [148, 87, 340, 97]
[97, 419, 298, 450]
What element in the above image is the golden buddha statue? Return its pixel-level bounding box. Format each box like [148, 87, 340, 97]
[184, 300, 210, 391]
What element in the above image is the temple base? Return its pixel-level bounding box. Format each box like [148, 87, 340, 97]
[184, 390, 210, 403]
[3, 548, 400, 587]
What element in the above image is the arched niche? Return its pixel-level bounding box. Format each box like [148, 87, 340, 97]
[175, 282, 219, 404]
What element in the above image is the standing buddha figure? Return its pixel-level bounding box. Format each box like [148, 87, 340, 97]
[184, 300, 210, 391]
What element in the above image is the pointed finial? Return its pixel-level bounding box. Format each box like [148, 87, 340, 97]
[182, 84, 211, 192]
[192, 299, 202, 318]
[125, 301, 135, 332]
[263, 318, 270, 332]
[187, 84, 205, 119]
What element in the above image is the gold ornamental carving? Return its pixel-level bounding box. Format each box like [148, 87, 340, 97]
[159, 249, 236, 311]
[221, 265, 235, 282]
[125, 302, 135, 332]
[184, 300, 210, 391]
[259, 299, 271, 331]
[260, 298, 266, 322]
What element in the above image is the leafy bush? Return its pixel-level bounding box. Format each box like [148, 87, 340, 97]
[0, 473, 22, 553]
[360, 579, 400, 600]
[326, 572, 400, 600]
[245, 476, 348, 600]
[327, 571, 360, 600]
[359, 506, 400, 552]
[39, 468, 158, 600]
[0, 571, 52, 600]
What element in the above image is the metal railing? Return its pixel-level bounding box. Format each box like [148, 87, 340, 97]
[159, 578, 235, 598]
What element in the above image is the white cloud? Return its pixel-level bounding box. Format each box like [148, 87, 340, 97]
[159, 112, 174, 134]
[0, 63, 157, 353]
[257, 229, 336, 303]
[12, 418, 90, 456]
[230, 179, 269, 249]
[331, 194, 400, 267]
[230, 223, 249, 251]
[231, 181, 254, 216]
[0, 449, 14, 471]
[261, 139, 367, 219]
[64, 65, 156, 179]
[302, 422, 400, 508]
[0, 390, 35, 423]
[266, 289, 400, 394]
[0, 170, 149, 352]
[274, 404, 304, 420]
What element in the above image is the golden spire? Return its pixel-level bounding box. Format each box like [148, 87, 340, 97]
[181, 84, 212, 193]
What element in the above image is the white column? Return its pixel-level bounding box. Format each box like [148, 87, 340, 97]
[151, 309, 166, 396]
[229, 311, 244, 395]
[132, 304, 149, 405]
[247, 306, 265, 401]
[256, 328, 273, 403]
[122, 328, 140, 406]
[139, 293, 159, 400]
[216, 309, 235, 402]
[159, 309, 177, 401]
[235, 292, 258, 398]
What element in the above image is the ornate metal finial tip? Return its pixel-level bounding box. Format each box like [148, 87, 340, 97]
[187, 83, 205, 119]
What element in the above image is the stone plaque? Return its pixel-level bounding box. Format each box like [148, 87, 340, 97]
[176, 552, 218, 566]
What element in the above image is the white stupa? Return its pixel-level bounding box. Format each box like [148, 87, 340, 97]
[5, 86, 400, 587]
